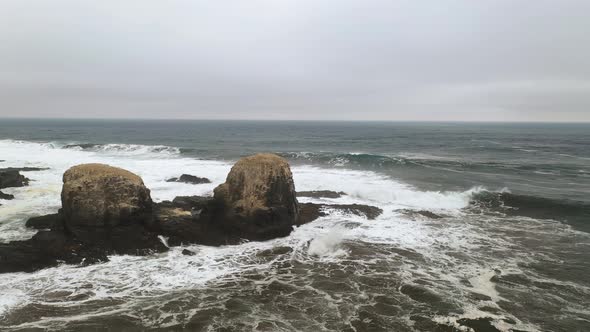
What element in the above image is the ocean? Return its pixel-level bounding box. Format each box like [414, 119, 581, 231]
[0, 119, 589, 331]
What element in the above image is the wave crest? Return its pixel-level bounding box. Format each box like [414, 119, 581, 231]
[63, 143, 181, 156]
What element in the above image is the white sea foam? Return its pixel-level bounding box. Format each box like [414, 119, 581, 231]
[307, 228, 346, 257]
[0, 139, 567, 330]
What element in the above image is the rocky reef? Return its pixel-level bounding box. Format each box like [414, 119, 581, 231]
[0, 169, 30, 189]
[166, 174, 211, 184]
[0, 167, 41, 204]
[0, 154, 382, 273]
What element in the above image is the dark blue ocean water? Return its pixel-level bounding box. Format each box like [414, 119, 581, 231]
[1, 119, 588, 200]
[1, 119, 589, 331]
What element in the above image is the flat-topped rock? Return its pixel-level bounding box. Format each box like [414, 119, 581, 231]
[61, 163, 163, 252]
[61, 163, 151, 228]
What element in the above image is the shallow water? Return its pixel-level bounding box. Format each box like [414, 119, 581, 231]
[0, 120, 589, 331]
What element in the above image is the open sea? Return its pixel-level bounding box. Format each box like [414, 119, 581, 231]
[0, 119, 589, 331]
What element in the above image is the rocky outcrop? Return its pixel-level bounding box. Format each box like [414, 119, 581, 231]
[395, 209, 444, 220]
[60, 163, 164, 252]
[0, 170, 30, 189]
[214, 154, 298, 220]
[166, 174, 211, 184]
[25, 213, 62, 229]
[0, 230, 109, 274]
[1, 164, 167, 273]
[0, 167, 47, 201]
[211, 153, 299, 241]
[297, 203, 383, 225]
[1, 156, 381, 273]
[0, 190, 14, 200]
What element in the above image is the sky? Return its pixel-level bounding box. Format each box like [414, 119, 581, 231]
[0, 0, 589, 121]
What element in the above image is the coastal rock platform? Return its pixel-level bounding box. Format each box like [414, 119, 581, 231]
[0, 154, 382, 273]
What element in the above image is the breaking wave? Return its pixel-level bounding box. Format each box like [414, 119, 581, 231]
[62, 143, 181, 156]
[468, 191, 590, 231]
[1, 139, 589, 331]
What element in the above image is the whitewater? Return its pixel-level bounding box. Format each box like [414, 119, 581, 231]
[1, 137, 589, 331]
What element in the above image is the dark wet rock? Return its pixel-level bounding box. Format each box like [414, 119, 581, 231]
[25, 213, 62, 230]
[297, 203, 326, 224]
[0, 190, 15, 200]
[169, 195, 211, 210]
[153, 203, 209, 246]
[297, 202, 383, 225]
[399, 284, 443, 303]
[166, 174, 211, 184]
[0, 170, 30, 189]
[297, 190, 346, 199]
[325, 204, 383, 219]
[0, 232, 65, 273]
[0, 167, 48, 172]
[182, 249, 196, 256]
[0, 230, 109, 273]
[396, 209, 444, 219]
[63, 143, 100, 150]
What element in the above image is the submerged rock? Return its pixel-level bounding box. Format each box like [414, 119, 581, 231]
[166, 174, 211, 184]
[182, 249, 196, 256]
[297, 190, 347, 199]
[0, 190, 15, 200]
[0, 170, 30, 189]
[297, 203, 383, 225]
[0, 167, 48, 172]
[395, 209, 444, 220]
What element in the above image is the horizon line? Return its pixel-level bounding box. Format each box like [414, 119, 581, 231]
[0, 116, 589, 124]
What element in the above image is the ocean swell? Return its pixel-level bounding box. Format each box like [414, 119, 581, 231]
[62, 143, 181, 156]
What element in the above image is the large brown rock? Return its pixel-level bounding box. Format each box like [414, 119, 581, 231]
[60, 163, 162, 252]
[210, 153, 299, 241]
[62, 163, 153, 227]
[214, 154, 298, 219]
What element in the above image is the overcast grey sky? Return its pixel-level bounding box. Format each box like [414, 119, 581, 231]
[1, 0, 589, 121]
